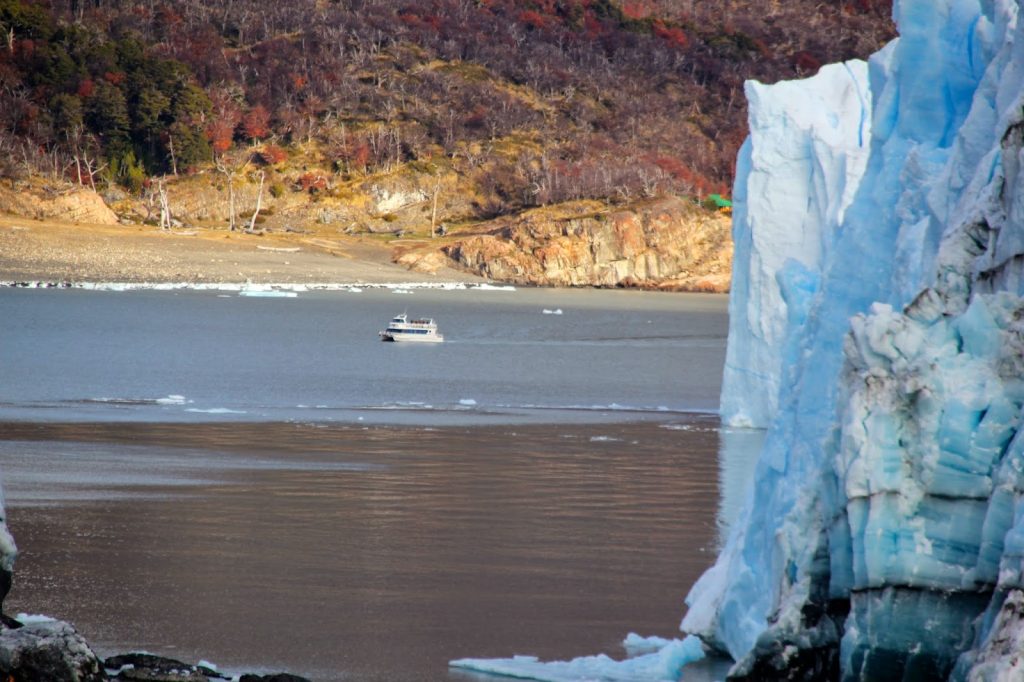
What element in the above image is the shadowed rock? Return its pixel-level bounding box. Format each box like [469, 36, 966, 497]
[239, 674, 311, 682]
[0, 618, 104, 681]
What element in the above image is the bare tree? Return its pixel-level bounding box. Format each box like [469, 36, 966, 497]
[214, 149, 250, 231]
[246, 169, 265, 233]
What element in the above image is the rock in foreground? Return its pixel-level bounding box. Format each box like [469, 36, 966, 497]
[0, 619, 312, 682]
[0, 619, 104, 681]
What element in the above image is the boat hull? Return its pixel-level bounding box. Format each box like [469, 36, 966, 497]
[379, 332, 444, 343]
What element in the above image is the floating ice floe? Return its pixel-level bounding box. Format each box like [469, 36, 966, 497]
[238, 283, 298, 298]
[184, 408, 247, 415]
[472, 282, 516, 291]
[542, 308, 563, 315]
[15, 614, 57, 624]
[450, 634, 706, 682]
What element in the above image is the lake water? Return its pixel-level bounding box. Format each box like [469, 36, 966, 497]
[0, 287, 748, 681]
[0, 287, 727, 424]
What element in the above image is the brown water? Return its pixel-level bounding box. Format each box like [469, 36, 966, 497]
[0, 418, 728, 681]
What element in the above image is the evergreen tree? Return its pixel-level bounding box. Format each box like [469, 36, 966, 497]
[86, 80, 130, 153]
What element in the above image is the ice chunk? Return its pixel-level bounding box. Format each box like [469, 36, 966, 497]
[450, 634, 705, 682]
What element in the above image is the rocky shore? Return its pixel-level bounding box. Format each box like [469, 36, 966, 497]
[0, 182, 730, 291]
[0, 617, 309, 681]
[395, 196, 733, 292]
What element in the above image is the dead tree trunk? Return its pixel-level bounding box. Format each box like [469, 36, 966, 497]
[158, 179, 172, 230]
[247, 170, 265, 233]
[430, 174, 440, 238]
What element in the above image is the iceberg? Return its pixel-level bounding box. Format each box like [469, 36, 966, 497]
[686, 0, 1024, 679]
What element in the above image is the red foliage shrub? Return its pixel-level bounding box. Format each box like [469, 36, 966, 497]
[257, 144, 287, 165]
[791, 50, 823, 73]
[336, 138, 372, 172]
[241, 104, 271, 141]
[621, 1, 652, 20]
[652, 21, 687, 49]
[103, 71, 126, 85]
[297, 172, 328, 192]
[76, 78, 94, 98]
[651, 155, 719, 196]
[14, 38, 33, 59]
[207, 118, 235, 154]
[518, 10, 547, 29]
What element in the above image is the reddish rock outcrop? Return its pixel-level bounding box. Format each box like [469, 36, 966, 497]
[397, 196, 732, 291]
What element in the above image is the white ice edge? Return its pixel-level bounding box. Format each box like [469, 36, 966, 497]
[450, 633, 706, 682]
[0, 280, 516, 292]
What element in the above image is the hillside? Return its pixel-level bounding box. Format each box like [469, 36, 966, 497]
[0, 0, 894, 288]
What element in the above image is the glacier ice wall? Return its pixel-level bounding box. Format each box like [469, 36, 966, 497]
[686, 0, 1024, 679]
[719, 60, 872, 429]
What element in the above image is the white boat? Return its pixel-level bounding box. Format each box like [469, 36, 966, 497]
[379, 313, 444, 343]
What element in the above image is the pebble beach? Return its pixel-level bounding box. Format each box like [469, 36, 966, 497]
[0, 217, 480, 286]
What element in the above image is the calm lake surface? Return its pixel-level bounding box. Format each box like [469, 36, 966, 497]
[0, 287, 748, 681]
[0, 287, 727, 424]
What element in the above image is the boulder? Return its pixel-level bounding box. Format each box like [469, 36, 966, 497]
[0, 619, 105, 681]
[105, 652, 233, 681]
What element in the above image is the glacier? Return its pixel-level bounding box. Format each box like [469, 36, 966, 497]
[689, 0, 1024, 679]
[719, 58, 873, 429]
[453, 0, 1024, 680]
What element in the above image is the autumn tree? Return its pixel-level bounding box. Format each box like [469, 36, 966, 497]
[240, 103, 270, 143]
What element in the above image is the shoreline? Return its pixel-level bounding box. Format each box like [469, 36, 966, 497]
[0, 214, 484, 286]
[0, 214, 728, 293]
[0, 279, 511, 291]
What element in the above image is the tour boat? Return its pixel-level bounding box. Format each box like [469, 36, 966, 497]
[379, 313, 444, 343]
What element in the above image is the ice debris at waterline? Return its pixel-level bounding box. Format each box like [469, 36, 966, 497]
[684, 0, 1024, 679]
[450, 634, 706, 682]
[0, 280, 514, 292]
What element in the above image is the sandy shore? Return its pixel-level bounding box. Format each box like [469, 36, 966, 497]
[0, 214, 483, 285]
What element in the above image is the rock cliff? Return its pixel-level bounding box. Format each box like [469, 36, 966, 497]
[0, 181, 118, 225]
[396, 197, 732, 291]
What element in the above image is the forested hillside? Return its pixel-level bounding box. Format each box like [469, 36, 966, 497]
[0, 0, 892, 217]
